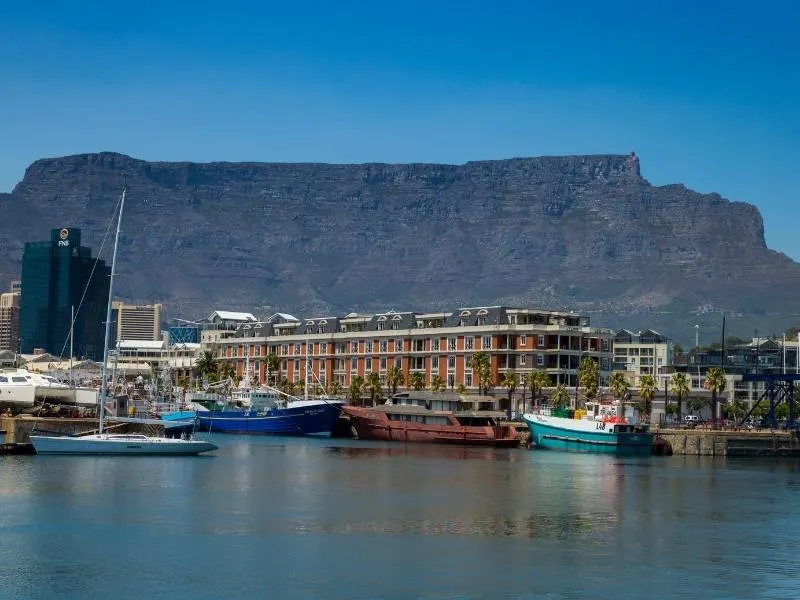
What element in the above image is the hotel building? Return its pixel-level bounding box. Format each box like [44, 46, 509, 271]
[214, 306, 614, 393]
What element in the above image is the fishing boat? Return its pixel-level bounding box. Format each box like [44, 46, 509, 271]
[342, 391, 520, 447]
[29, 188, 217, 456]
[196, 347, 343, 436]
[522, 400, 652, 455]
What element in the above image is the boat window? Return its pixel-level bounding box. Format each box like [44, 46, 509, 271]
[0, 376, 6, 382]
[12, 377, 27, 382]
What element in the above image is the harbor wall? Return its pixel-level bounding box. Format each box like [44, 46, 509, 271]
[0, 416, 163, 444]
[653, 428, 800, 457]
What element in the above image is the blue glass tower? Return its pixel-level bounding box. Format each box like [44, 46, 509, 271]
[19, 228, 110, 360]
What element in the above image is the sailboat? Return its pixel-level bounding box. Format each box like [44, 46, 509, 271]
[30, 188, 218, 456]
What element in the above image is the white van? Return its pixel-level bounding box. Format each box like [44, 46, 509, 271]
[684, 415, 700, 424]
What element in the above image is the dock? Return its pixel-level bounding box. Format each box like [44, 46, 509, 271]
[653, 427, 800, 457]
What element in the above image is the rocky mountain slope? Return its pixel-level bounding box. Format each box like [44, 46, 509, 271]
[1, 151, 797, 341]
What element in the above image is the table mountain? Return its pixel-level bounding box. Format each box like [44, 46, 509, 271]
[2, 151, 797, 342]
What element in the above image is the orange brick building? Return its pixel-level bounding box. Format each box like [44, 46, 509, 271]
[214, 306, 614, 393]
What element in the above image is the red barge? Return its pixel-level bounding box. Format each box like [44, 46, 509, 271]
[342, 392, 520, 447]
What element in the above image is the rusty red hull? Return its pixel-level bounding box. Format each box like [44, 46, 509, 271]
[342, 406, 520, 447]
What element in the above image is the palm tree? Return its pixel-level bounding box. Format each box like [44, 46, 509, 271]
[705, 367, 727, 423]
[472, 351, 492, 395]
[670, 372, 690, 422]
[366, 371, 382, 406]
[430, 375, 445, 392]
[608, 372, 630, 415]
[531, 370, 550, 408]
[349, 375, 365, 406]
[638, 374, 657, 425]
[409, 371, 425, 391]
[266, 353, 281, 385]
[217, 361, 235, 383]
[194, 350, 217, 380]
[551, 384, 570, 407]
[521, 372, 533, 412]
[501, 371, 519, 417]
[386, 365, 403, 397]
[328, 379, 343, 397]
[578, 357, 599, 406]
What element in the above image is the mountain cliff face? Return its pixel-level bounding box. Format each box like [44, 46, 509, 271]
[1, 152, 797, 341]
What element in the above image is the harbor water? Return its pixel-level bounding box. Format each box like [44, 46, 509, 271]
[1, 436, 799, 599]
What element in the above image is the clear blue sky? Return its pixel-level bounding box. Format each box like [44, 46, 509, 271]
[2, 1, 798, 257]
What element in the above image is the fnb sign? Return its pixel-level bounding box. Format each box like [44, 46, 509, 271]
[57, 228, 70, 247]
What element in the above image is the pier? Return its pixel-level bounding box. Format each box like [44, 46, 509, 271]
[653, 427, 800, 457]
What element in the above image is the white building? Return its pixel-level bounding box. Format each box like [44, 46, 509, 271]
[613, 329, 674, 387]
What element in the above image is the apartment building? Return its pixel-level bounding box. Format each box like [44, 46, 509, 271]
[0, 281, 21, 352]
[612, 329, 674, 387]
[214, 306, 614, 393]
[114, 302, 163, 342]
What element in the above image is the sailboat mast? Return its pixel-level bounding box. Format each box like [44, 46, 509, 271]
[69, 304, 74, 386]
[304, 338, 310, 401]
[98, 188, 126, 434]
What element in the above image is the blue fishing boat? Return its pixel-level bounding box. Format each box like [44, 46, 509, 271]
[522, 402, 652, 455]
[194, 378, 344, 436]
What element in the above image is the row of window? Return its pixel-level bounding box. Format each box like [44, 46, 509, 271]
[271, 354, 611, 374]
[234, 334, 611, 358]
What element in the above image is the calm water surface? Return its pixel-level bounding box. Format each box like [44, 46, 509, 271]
[1, 436, 799, 599]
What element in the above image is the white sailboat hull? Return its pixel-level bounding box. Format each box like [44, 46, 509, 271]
[30, 434, 217, 455]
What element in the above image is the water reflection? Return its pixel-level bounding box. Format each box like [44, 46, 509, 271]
[2, 439, 800, 600]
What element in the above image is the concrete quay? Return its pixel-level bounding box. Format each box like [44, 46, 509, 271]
[0, 415, 165, 445]
[653, 427, 800, 457]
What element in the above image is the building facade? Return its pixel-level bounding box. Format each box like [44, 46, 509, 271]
[214, 306, 614, 394]
[612, 329, 674, 387]
[114, 302, 163, 342]
[19, 228, 109, 360]
[0, 281, 21, 352]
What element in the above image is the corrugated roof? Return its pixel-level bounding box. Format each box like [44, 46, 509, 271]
[209, 310, 258, 322]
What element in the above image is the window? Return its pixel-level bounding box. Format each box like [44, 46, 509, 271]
[465, 355, 472, 369]
[520, 354, 526, 366]
[305, 325, 313, 334]
[537, 335, 545, 347]
[294, 359, 300, 372]
[317, 325, 325, 334]
[465, 337, 474, 350]
[294, 345, 301, 355]
[459, 318, 467, 327]
[432, 338, 440, 351]
[448, 374, 455, 388]
[537, 354, 544, 366]
[366, 358, 372, 371]
[391, 321, 399, 330]
[477, 316, 486, 326]
[282, 344, 289, 355]
[465, 373, 472, 387]
[395, 357, 402, 369]
[482, 336, 491, 350]
[380, 340, 388, 352]
[448, 337, 456, 351]
[320, 342, 327, 354]
[366, 340, 373, 353]
[520, 334, 527, 346]
[395, 339, 403, 353]
[351, 341, 359, 353]
[602, 339, 609, 351]
[337, 343, 346, 353]
[448, 355, 456, 369]
[351, 358, 357, 370]
[601, 357, 609, 370]
[380, 357, 387, 370]
[377, 322, 385, 331]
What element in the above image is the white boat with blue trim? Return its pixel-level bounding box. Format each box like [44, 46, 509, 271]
[522, 401, 652, 455]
